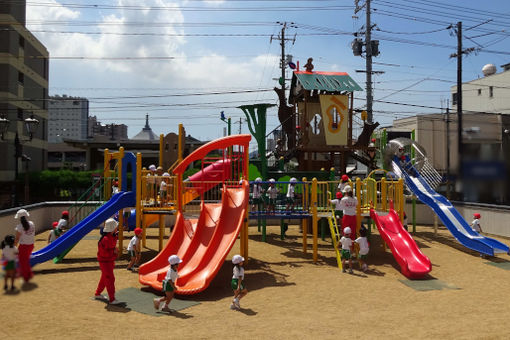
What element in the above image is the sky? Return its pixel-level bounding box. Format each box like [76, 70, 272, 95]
[25, 0, 510, 144]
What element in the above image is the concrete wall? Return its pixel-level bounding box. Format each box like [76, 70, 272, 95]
[405, 201, 510, 238]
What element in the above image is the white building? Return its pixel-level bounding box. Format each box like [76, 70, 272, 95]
[47, 95, 89, 143]
[451, 63, 510, 115]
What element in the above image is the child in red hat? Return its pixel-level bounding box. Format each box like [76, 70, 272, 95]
[126, 227, 143, 271]
[47, 221, 62, 244]
[471, 213, 482, 233]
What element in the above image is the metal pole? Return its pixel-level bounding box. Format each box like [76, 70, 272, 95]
[457, 21, 463, 196]
[280, 23, 286, 93]
[365, 0, 373, 123]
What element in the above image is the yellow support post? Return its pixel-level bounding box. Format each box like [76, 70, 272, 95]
[381, 177, 387, 211]
[159, 214, 164, 251]
[312, 178, 318, 263]
[356, 177, 362, 238]
[302, 177, 308, 254]
[398, 178, 404, 221]
[136, 153, 142, 231]
[117, 147, 124, 254]
[103, 148, 109, 199]
[159, 134, 164, 168]
[178, 124, 183, 163]
[142, 213, 147, 248]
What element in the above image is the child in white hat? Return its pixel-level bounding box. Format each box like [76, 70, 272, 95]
[338, 227, 354, 274]
[154, 254, 182, 313]
[231, 254, 248, 310]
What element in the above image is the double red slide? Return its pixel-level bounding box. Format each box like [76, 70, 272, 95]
[370, 209, 431, 279]
[139, 182, 248, 294]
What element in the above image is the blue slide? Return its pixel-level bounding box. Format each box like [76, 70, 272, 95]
[393, 157, 509, 257]
[30, 191, 136, 266]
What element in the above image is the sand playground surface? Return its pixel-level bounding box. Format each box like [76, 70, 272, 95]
[2, 224, 510, 339]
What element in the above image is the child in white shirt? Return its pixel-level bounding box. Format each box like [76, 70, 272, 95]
[286, 178, 297, 212]
[251, 178, 264, 211]
[231, 255, 248, 310]
[2, 235, 18, 291]
[154, 255, 182, 313]
[338, 227, 354, 274]
[339, 186, 358, 240]
[329, 191, 343, 225]
[471, 213, 482, 233]
[355, 226, 370, 272]
[47, 221, 62, 243]
[126, 228, 142, 271]
[266, 179, 279, 214]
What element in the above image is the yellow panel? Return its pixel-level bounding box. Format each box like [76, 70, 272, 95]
[319, 95, 348, 145]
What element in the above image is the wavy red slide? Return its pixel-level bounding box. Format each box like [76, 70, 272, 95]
[139, 182, 248, 294]
[370, 209, 431, 279]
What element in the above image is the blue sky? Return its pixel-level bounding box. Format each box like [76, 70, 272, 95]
[26, 0, 510, 144]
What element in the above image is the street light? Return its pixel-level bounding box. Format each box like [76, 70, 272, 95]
[0, 113, 40, 207]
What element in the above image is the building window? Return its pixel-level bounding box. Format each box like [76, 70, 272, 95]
[489, 86, 494, 98]
[452, 92, 457, 106]
[478, 89, 481, 96]
[18, 72, 24, 85]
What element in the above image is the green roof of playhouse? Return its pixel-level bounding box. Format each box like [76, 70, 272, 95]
[291, 71, 363, 93]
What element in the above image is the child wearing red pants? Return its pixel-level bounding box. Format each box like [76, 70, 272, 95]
[14, 209, 35, 283]
[94, 218, 122, 305]
[339, 185, 358, 240]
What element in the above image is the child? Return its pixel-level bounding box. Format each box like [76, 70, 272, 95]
[126, 228, 142, 271]
[47, 221, 62, 243]
[56, 210, 69, 232]
[338, 174, 350, 194]
[355, 226, 370, 272]
[339, 185, 358, 240]
[2, 235, 18, 291]
[112, 180, 119, 194]
[159, 172, 170, 205]
[286, 177, 297, 212]
[266, 178, 279, 214]
[328, 191, 343, 226]
[231, 255, 248, 310]
[94, 218, 122, 305]
[471, 213, 482, 233]
[154, 255, 182, 313]
[146, 164, 156, 202]
[251, 177, 263, 211]
[338, 227, 354, 274]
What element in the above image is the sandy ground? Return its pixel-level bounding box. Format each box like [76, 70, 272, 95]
[2, 223, 510, 339]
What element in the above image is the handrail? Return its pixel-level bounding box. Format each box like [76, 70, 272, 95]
[173, 134, 251, 175]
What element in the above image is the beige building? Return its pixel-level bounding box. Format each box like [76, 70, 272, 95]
[451, 63, 510, 115]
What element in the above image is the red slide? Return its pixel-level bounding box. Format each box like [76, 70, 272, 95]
[370, 209, 431, 279]
[139, 182, 248, 294]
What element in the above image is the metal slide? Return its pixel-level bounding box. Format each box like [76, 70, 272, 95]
[393, 158, 509, 257]
[30, 191, 136, 266]
[370, 208, 431, 278]
[139, 182, 248, 294]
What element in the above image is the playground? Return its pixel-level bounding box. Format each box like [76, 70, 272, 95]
[2, 223, 510, 338]
[3, 70, 510, 339]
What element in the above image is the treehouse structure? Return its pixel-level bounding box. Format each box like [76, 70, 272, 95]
[284, 70, 377, 172]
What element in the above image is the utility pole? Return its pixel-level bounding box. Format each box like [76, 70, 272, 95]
[271, 22, 296, 95]
[352, 0, 378, 123]
[365, 0, 373, 123]
[456, 21, 463, 187]
[239, 117, 242, 134]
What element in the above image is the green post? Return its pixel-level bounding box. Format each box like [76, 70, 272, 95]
[320, 218, 326, 241]
[239, 104, 275, 180]
[220, 111, 232, 136]
[278, 157, 284, 171]
[280, 219, 285, 240]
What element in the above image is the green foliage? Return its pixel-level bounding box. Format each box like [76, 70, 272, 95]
[248, 163, 262, 181]
[183, 167, 200, 180]
[29, 169, 100, 201]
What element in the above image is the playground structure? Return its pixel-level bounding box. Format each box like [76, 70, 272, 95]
[139, 135, 250, 294]
[385, 138, 509, 257]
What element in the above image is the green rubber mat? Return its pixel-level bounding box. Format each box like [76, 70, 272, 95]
[485, 261, 510, 270]
[112, 287, 200, 316]
[398, 279, 460, 291]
